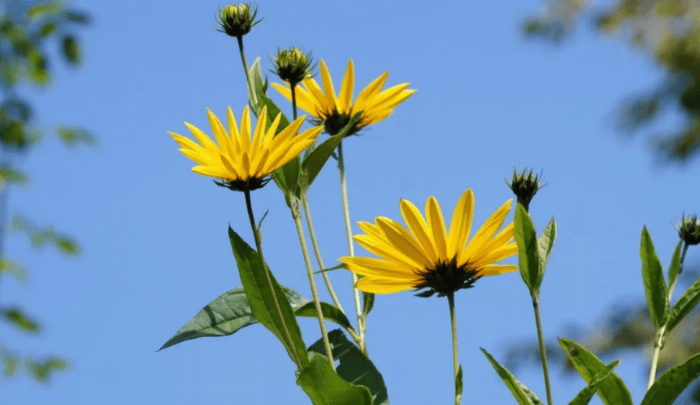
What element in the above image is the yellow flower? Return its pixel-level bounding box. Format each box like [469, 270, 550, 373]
[168, 106, 323, 191]
[272, 59, 415, 136]
[340, 189, 518, 296]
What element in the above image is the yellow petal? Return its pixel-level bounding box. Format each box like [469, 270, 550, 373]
[478, 264, 517, 277]
[354, 71, 389, 113]
[337, 59, 354, 114]
[462, 199, 513, 260]
[426, 196, 448, 261]
[319, 59, 338, 112]
[447, 189, 474, 259]
[340, 256, 417, 279]
[239, 106, 253, 152]
[375, 217, 432, 268]
[473, 243, 518, 269]
[184, 121, 217, 151]
[355, 276, 416, 294]
[226, 107, 242, 155]
[354, 234, 423, 271]
[400, 199, 438, 263]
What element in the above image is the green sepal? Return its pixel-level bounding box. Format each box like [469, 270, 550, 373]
[567, 360, 621, 405]
[667, 240, 683, 292]
[228, 226, 308, 367]
[514, 204, 542, 294]
[558, 338, 633, 405]
[641, 352, 700, 405]
[297, 352, 373, 405]
[308, 329, 388, 405]
[640, 227, 670, 328]
[666, 274, 700, 333]
[481, 348, 544, 405]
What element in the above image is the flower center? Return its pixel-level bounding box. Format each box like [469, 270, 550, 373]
[319, 109, 363, 137]
[413, 258, 482, 298]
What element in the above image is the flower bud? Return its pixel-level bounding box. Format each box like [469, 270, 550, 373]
[506, 168, 544, 211]
[677, 214, 700, 246]
[272, 47, 314, 86]
[216, 3, 261, 38]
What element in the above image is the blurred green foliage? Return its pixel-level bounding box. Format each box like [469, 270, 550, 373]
[525, 0, 700, 163]
[0, 0, 92, 384]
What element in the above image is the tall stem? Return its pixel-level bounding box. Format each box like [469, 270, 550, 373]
[244, 190, 302, 369]
[532, 294, 554, 405]
[447, 293, 462, 405]
[292, 206, 336, 370]
[337, 141, 365, 353]
[236, 36, 258, 108]
[0, 149, 8, 303]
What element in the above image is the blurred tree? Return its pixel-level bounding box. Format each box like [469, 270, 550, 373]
[0, 0, 93, 383]
[525, 0, 700, 163]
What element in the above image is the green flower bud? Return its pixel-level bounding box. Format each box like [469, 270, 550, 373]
[272, 47, 314, 86]
[506, 168, 545, 211]
[216, 3, 261, 38]
[677, 214, 700, 246]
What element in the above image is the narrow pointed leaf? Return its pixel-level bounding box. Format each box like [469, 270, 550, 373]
[228, 227, 308, 367]
[640, 227, 669, 328]
[314, 263, 347, 274]
[558, 338, 633, 405]
[667, 240, 683, 292]
[640, 352, 700, 405]
[297, 352, 373, 405]
[537, 218, 556, 281]
[567, 360, 621, 405]
[514, 204, 541, 293]
[666, 275, 700, 333]
[456, 365, 463, 404]
[308, 330, 387, 405]
[300, 134, 343, 194]
[481, 348, 544, 405]
[362, 292, 375, 318]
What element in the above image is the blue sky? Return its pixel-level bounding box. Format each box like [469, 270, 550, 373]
[2, 0, 700, 404]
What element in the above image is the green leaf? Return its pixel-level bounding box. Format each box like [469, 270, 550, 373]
[455, 364, 463, 404]
[641, 352, 700, 405]
[1, 307, 40, 333]
[667, 240, 683, 292]
[537, 218, 556, 276]
[228, 227, 308, 367]
[26, 356, 68, 383]
[307, 330, 385, 405]
[362, 292, 374, 318]
[666, 275, 700, 333]
[313, 263, 347, 274]
[295, 302, 356, 336]
[481, 348, 544, 405]
[514, 204, 542, 294]
[0, 258, 27, 281]
[61, 35, 80, 65]
[39, 21, 57, 38]
[65, 11, 91, 24]
[0, 166, 29, 186]
[159, 286, 310, 351]
[56, 126, 96, 147]
[567, 360, 621, 405]
[300, 134, 343, 194]
[558, 338, 633, 405]
[248, 57, 266, 113]
[640, 227, 669, 328]
[27, 2, 62, 20]
[273, 155, 301, 208]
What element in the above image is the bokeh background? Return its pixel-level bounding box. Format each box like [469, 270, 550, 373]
[2, 0, 700, 404]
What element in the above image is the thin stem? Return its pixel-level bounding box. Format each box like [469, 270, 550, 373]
[244, 190, 302, 369]
[447, 293, 462, 405]
[338, 141, 365, 354]
[236, 35, 258, 108]
[302, 198, 347, 315]
[0, 148, 8, 302]
[292, 206, 336, 370]
[532, 294, 554, 405]
[648, 242, 690, 389]
[291, 83, 298, 120]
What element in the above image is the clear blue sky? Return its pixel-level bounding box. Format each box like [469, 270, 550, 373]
[3, 0, 700, 404]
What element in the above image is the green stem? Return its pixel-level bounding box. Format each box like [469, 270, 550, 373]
[337, 141, 366, 354]
[532, 294, 554, 405]
[291, 83, 298, 120]
[648, 242, 689, 389]
[447, 293, 462, 405]
[292, 205, 336, 370]
[244, 190, 302, 369]
[236, 35, 258, 109]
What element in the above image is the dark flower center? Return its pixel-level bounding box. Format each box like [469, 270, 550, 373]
[315, 109, 363, 137]
[214, 176, 270, 192]
[413, 258, 482, 298]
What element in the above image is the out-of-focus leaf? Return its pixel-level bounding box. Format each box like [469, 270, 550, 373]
[26, 357, 67, 383]
[12, 215, 80, 256]
[39, 21, 57, 38]
[27, 2, 62, 20]
[1, 307, 40, 333]
[0, 166, 28, 186]
[0, 258, 27, 281]
[56, 126, 96, 146]
[65, 11, 90, 24]
[61, 35, 80, 65]
[0, 347, 19, 377]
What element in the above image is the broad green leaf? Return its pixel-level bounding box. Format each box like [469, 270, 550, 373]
[295, 302, 356, 336]
[1, 307, 40, 333]
[667, 240, 683, 292]
[666, 275, 700, 333]
[228, 227, 308, 367]
[159, 286, 310, 351]
[558, 338, 633, 405]
[537, 218, 556, 278]
[567, 360, 620, 405]
[515, 204, 542, 294]
[308, 330, 386, 405]
[641, 352, 700, 405]
[257, 92, 290, 134]
[297, 352, 373, 405]
[640, 227, 669, 328]
[300, 134, 343, 194]
[481, 348, 544, 405]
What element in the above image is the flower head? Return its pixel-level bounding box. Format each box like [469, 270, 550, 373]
[677, 214, 700, 246]
[272, 59, 415, 137]
[168, 106, 323, 192]
[216, 3, 261, 38]
[506, 168, 545, 211]
[272, 47, 314, 87]
[340, 190, 518, 296]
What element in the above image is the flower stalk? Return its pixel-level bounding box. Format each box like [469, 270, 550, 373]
[236, 36, 258, 108]
[532, 294, 554, 405]
[447, 292, 462, 405]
